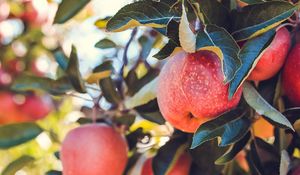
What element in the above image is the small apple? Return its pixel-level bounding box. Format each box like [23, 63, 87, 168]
[17, 94, 52, 120]
[282, 43, 300, 106]
[247, 27, 290, 81]
[141, 151, 191, 175]
[61, 124, 128, 175]
[21, 0, 49, 26]
[157, 51, 242, 133]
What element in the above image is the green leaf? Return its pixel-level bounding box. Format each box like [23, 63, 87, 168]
[106, 1, 180, 32]
[153, 40, 178, 60]
[54, 51, 68, 71]
[191, 108, 250, 149]
[66, 46, 86, 93]
[153, 133, 188, 175]
[46, 170, 62, 175]
[280, 150, 290, 175]
[239, 0, 264, 5]
[0, 123, 43, 149]
[99, 77, 122, 104]
[243, 82, 294, 130]
[196, 25, 240, 83]
[125, 77, 158, 109]
[93, 60, 114, 73]
[114, 114, 136, 126]
[215, 132, 250, 165]
[11, 75, 73, 95]
[192, 0, 230, 29]
[229, 29, 275, 98]
[231, 1, 296, 41]
[2, 155, 35, 175]
[54, 0, 90, 24]
[95, 38, 117, 49]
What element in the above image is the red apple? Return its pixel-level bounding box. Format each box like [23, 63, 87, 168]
[291, 166, 300, 175]
[157, 51, 242, 133]
[61, 124, 128, 175]
[282, 43, 300, 106]
[141, 152, 191, 175]
[247, 27, 290, 81]
[0, 92, 52, 124]
[17, 95, 52, 120]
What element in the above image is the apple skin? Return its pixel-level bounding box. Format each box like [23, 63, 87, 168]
[141, 152, 191, 175]
[282, 43, 300, 106]
[61, 124, 128, 175]
[17, 95, 52, 120]
[247, 27, 290, 81]
[291, 166, 300, 175]
[157, 51, 242, 133]
[0, 92, 52, 124]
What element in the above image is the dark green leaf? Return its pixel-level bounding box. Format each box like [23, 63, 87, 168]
[231, 1, 296, 41]
[54, 0, 90, 24]
[93, 60, 114, 73]
[11, 75, 73, 95]
[215, 132, 251, 165]
[54, 51, 68, 71]
[153, 133, 188, 175]
[239, 0, 264, 5]
[2, 155, 35, 175]
[114, 114, 136, 126]
[192, 0, 230, 29]
[139, 111, 165, 125]
[189, 139, 227, 175]
[153, 40, 178, 60]
[66, 46, 86, 93]
[191, 108, 250, 149]
[76, 117, 92, 125]
[99, 77, 122, 104]
[106, 1, 180, 32]
[243, 82, 294, 130]
[95, 38, 117, 49]
[46, 170, 62, 175]
[126, 68, 159, 96]
[124, 152, 142, 174]
[0, 123, 43, 149]
[196, 25, 240, 83]
[229, 29, 275, 98]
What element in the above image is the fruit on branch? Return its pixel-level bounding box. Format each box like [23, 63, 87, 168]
[141, 151, 192, 175]
[247, 27, 290, 81]
[61, 124, 128, 175]
[157, 50, 242, 133]
[0, 92, 52, 124]
[282, 43, 300, 106]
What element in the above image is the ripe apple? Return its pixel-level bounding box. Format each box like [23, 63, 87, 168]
[282, 43, 300, 106]
[61, 124, 128, 175]
[157, 51, 242, 133]
[17, 94, 52, 120]
[247, 27, 290, 81]
[0, 92, 52, 124]
[141, 152, 191, 175]
[291, 166, 300, 175]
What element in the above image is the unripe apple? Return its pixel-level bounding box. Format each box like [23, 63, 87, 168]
[141, 152, 191, 175]
[247, 27, 290, 81]
[282, 43, 300, 106]
[157, 51, 242, 133]
[61, 124, 128, 175]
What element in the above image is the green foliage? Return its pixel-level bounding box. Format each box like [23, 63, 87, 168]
[54, 0, 90, 23]
[2, 155, 35, 175]
[95, 39, 117, 49]
[0, 123, 43, 149]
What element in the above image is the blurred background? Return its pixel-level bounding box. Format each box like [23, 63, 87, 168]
[0, 0, 169, 174]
